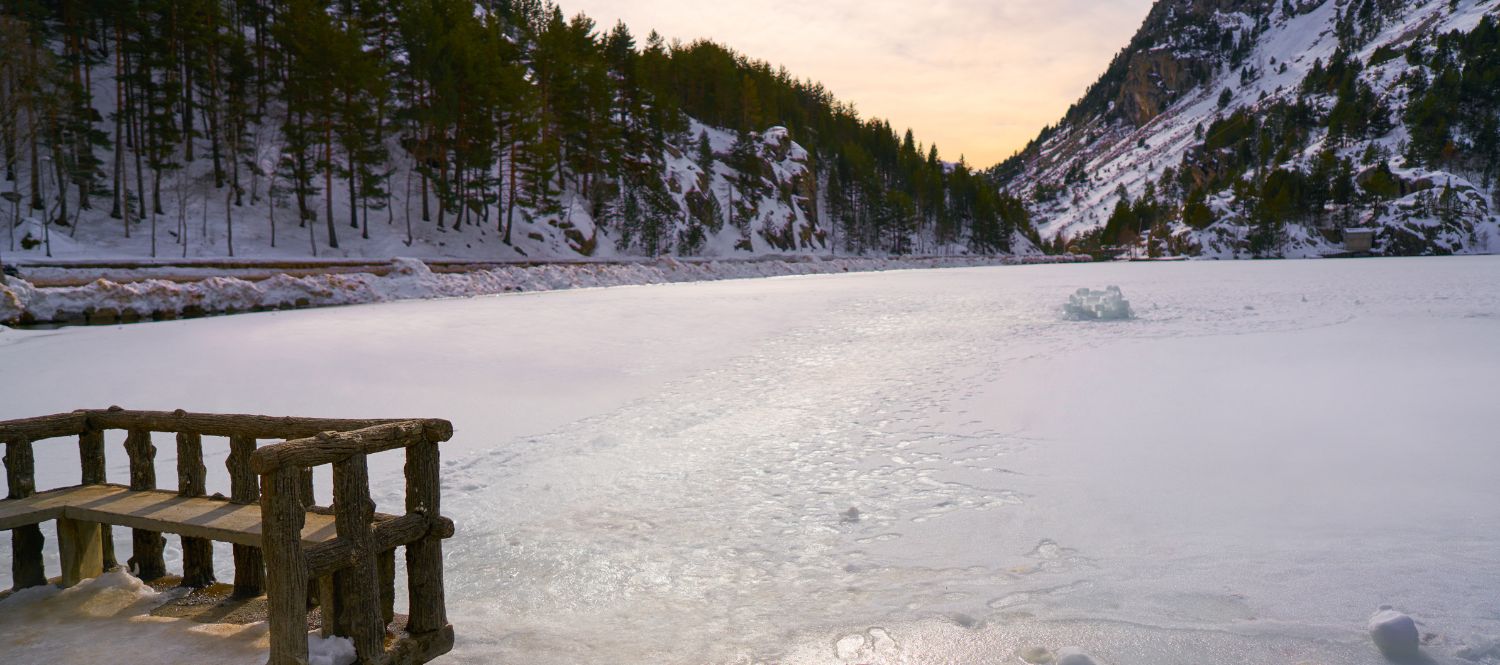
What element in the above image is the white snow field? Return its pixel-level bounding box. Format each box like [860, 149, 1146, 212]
[3, 257, 1500, 665]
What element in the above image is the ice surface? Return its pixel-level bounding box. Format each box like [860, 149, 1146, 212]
[2, 257, 1500, 665]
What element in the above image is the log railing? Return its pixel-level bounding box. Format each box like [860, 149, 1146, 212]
[0, 407, 456, 665]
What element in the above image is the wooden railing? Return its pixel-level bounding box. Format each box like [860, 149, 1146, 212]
[1, 407, 456, 665]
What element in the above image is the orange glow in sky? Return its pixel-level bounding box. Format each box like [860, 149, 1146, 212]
[560, 0, 1157, 165]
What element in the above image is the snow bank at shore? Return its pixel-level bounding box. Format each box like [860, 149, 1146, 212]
[0, 571, 354, 665]
[0, 255, 1083, 325]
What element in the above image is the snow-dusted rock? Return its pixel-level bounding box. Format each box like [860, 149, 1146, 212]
[1065, 286, 1133, 320]
[0, 275, 34, 324]
[1369, 606, 1421, 659]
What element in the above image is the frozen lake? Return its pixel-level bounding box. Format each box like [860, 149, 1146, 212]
[3, 257, 1500, 664]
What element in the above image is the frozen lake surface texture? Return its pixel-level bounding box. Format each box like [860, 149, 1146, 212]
[2, 257, 1499, 665]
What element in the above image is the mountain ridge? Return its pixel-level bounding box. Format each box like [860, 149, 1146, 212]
[995, 0, 1500, 258]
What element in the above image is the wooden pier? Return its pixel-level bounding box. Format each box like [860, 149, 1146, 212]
[1, 407, 456, 665]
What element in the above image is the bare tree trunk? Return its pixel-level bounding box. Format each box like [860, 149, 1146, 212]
[505, 143, 516, 244]
[111, 23, 125, 223]
[324, 121, 337, 249]
[404, 157, 413, 246]
[420, 168, 429, 222]
[226, 185, 233, 257]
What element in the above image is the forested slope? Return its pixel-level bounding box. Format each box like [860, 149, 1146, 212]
[0, 0, 1033, 262]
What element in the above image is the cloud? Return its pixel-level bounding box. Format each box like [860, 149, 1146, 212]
[561, 0, 1155, 164]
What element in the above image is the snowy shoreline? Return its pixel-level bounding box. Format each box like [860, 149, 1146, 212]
[0, 254, 1086, 326]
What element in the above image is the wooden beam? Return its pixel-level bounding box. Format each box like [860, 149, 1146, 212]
[228, 434, 264, 598]
[262, 467, 310, 665]
[57, 517, 104, 587]
[0, 411, 89, 442]
[124, 429, 166, 581]
[304, 512, 453, 578]
[249, 420, 453, 474]
[85, 408, 404, 440]
[5, 437, 47, 590]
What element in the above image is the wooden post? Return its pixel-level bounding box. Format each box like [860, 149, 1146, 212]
[318, 575, 343, 637]
[334, 453, 386, 661]
[228, 434, 265, 598]
[262, 466, 310, 665]
[176, 432, 215, 587]
[405, 439, 447, 633]
[57, 516, 104, 587]
[378, 549, 396, 627]
[77, 428, 116, 569]
[123, 429, 167, 581]
[4, 437, 46, 589]
[299, 467, 315, 508]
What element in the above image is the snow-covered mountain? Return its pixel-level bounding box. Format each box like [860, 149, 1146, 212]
[995, 0, 1500, 258]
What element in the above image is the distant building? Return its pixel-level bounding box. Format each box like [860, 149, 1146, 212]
[1343, 228, 1376, 254]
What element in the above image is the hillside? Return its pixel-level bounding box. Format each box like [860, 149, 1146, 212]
[0, 1, 1033, 265]
[995, 0, 1500, 258]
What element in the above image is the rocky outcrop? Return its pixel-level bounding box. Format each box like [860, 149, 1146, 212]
[1117, 50, 1208, 126]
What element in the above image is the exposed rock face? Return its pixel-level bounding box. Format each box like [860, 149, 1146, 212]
[1118, 51, 1205, 126]
[1113, 0, 1275, 125]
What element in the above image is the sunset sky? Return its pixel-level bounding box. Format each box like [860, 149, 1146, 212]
[562, 0, 1157, 165]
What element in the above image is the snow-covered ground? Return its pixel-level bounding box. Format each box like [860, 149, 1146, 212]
[0, 255, 1073, 325]
[3, 257, 1500, 664]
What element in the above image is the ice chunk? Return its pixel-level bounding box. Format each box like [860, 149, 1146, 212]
[1056, 647, 1100, 665]
[1368, 606, 1420, 660]
[1065, 286, 1134, 320]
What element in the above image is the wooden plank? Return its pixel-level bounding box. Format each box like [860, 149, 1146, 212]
[78, 429, 115, 569]
[0, 412, 89, 442]
[57, 517, 104, 587]
[5, 437, 47, 589]
[228, 434, 264, 598]
[177, 432, 215, 587]
[333, 453, 386, 661]
[262, 467, 310, 665]
[0, 485, 350, 546]
[405, 440, 448, 634]
[86, 408, 404, 440]
[250, 420, 453, 474]
[124, 429, 166, 581]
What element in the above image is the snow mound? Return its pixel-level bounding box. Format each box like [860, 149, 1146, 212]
[1369, 606, 1421, 660]
[308, 634, 357, 665]
[1065, 286, 1134, 320]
